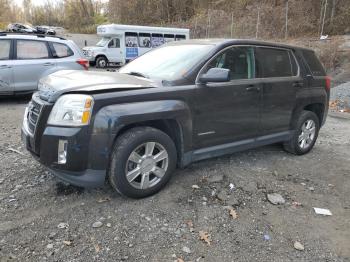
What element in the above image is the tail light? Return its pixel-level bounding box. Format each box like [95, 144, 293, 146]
[325, 76, 331, 91]
[76, 58, 89, 70]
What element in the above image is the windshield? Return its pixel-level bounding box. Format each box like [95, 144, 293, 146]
[96, 37, 110, 47]
[119, 44, 214, 81]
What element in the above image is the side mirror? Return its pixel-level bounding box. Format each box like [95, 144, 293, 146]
[199, 68, 230, 84]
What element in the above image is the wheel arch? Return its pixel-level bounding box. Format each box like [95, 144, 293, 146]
[95, 54, 108, 62]
[91, 100, 193, 169]
[115, 119, 185, 167]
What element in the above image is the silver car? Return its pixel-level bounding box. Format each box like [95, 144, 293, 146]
[0, 33, 88, 95]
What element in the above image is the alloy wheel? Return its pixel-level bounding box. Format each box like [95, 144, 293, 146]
[125, 142, 169, 189]
[298, 119, 316, 149]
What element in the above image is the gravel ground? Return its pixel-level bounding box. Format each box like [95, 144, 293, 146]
[330, 82, 350, 112]
[0, 95, 349, 262]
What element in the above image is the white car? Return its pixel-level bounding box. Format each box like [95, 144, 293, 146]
[0, 33, 89, 95]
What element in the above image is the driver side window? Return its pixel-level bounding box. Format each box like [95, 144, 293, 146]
[108, 38, 120, 48]
[206, 46, 255, 80]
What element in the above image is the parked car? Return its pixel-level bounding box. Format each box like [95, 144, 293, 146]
[35, 26, 56, 35]
[7, 23, 36, 33]
[22, 39, 330, 198]
[0, 33, 89, 95]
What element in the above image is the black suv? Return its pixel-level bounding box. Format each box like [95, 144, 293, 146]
[22, 39, 330, 198]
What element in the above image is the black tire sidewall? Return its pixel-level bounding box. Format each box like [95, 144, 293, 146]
[109, 127, 177, 198]
[96, 57, 107, 68]
[293, 111, 320, 155]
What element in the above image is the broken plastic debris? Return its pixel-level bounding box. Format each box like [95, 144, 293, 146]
[229, 183, 235, 190]
[191, 185, 200, 189]
[263, 234, 270, 241]
[294, 241, 305, 251]
[313, 207, 332, 216]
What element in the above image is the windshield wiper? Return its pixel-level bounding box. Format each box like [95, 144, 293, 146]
[126, 71, 149, 79]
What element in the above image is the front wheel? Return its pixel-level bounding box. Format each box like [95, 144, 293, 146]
[283, 110, 320, 155]
[96, 56, 108, 68]
[109, 127, 177, 198]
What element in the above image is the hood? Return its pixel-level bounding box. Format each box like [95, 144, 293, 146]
[38, 70, 158, 102]
[83, 46, 102, 51]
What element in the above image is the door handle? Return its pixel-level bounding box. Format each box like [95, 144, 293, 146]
[43, 62, 54, 66]
[0, 65, 11, 69]
[246, 85, 261, 92]
[293, 81, 304, 88]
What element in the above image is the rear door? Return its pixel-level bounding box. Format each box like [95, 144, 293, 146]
[255, 47, 301, 135]
[13, 39, 56, 92]
[0, 39, 14, 94]
[194, 46, 261, 148]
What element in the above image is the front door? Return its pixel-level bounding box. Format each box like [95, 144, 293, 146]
[254, 47, 300, 135]
[106, 38, 122, 63]
[13, 39, 56, 92]
[194, 46, 261, 149]
[0, 39, 14, 94]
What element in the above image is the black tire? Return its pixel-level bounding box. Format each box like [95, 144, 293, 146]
[96, 56, 108, 68]
[283, 110, 320, 155]
[109, 127, 177, 198]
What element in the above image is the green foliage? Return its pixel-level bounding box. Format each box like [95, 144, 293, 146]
[94, 14, 108, 25]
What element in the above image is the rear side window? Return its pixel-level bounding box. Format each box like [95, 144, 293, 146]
[175, 35, 186, 41]
[301, 50, 325, 76]
[255, 47, 295, 78]
[52, 42, 73, 58]
[139, 33, 151, 48]
[17, 40, 49, 59]
[151, 33, 164, 47]
[0, 40, 11, 60]
[125, 32, 138, 47]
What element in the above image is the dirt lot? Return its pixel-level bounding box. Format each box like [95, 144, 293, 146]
[0, 94, 349, 262]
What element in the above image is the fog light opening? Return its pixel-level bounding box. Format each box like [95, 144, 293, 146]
[58, 140, 68, 164]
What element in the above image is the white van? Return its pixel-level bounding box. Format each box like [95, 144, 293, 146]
[82, 24, 190, 68]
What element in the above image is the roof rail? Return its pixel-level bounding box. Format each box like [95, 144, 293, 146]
[0, 32, 66, 40]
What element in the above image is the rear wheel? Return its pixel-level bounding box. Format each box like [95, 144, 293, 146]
[109, 127, 177, 198]
[96, 56, 108, 68]
[283, 110, 320, 155]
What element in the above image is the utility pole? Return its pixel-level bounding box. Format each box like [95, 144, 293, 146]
[320, 0, 328, 37]
[285, 0, 289, 39]
[230, 12, 234, 38]
[194, 16, 197, 38]
[206, 9, 211, 38]
[255, 7, 260, 39]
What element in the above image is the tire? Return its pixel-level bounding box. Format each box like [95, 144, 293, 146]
[109, 127, 177, 198]
[283, 110, 320, 155]
[96, 56, 108, 68]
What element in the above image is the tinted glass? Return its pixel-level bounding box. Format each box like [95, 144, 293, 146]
[289, 52, 298, 75]
[108, 38, 120, 48]
[139, 33, 151, 47]
[52, 42, 73, 58]
[255, 47, 293, 78]
[17, 40, 49, 59]
[125, 32, 138, 47]
[175, 35, 186, 41]
[0, 40, 11, 60]
[301, 50, 325, 76]
[206, 46, 255, 80]
[151, 34, 164, 47]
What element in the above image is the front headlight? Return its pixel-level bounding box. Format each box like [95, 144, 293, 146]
[48, 94, 94, 126]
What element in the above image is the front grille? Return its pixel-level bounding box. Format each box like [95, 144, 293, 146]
[27, 99, 43, 134]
